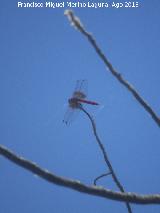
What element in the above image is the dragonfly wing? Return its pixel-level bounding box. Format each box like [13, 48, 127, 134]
[63, 107, 80, 125]
[63, 80, 87, 125]
[72, 80, 88, 99]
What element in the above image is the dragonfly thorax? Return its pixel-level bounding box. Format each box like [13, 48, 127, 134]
[68, 98, 82, 109]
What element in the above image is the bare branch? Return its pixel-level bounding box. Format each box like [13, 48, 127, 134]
[1, 144, 160, 204]
[64, 10, 160, 128]
[80, 106, 132, 213]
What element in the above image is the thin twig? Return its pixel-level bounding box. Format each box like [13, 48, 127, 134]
[80, 106, 132, 213]
[1, 144, 160, 204]
[64, 10, 160, 128]
[94, 172, 112, 186]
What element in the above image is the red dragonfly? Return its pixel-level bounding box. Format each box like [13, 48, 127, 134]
[63, 80, 99, 124]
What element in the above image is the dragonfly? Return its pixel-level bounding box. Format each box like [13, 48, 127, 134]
[63, 80, 99, 125]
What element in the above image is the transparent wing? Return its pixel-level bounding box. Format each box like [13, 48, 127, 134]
[72, 80, 88, 99]
[63, 107, 80, 125]
[63, 80, 87, 125]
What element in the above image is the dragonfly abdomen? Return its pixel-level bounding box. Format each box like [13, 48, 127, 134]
[77, 98, 99, 105]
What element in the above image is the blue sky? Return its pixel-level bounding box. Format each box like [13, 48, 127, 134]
[1, 0, 160, 212]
